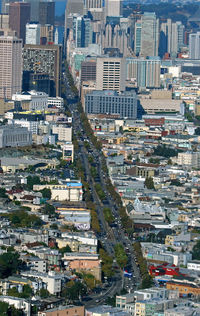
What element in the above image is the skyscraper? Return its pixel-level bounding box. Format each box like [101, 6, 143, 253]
[85, 0, 103, 21]
[39, 1, 55, 26]
[23, 44, 62, 96]
[65, 0, 84, 30]
[9, 2, 30, 43]
[96, 57, 126, 92]
[105, 0, 123, 17]
[0, 36, 22, 99]
[126, 57, 161, 89]
[134, 21, 141, 56]
[1, 0, 16, 14]
[40, 24, 54, 44]
[73, 15, 92, 48]
[26, 22, 41, 45]
[189, 32, 200, 59]
[25, 0, 40, 22]
[159, 19, 185, 57]
[140, 12, 159, 57]
[64, 0, 84, 52]
[0, 13, 9, 29]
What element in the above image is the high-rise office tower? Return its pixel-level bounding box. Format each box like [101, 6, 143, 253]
[138, 12, 159, 57]
[85, 0, 103, 9]
[40, 24, 54, 44]
[0, 36, 22, 99]
[189, 32, 200, 59]
[81, 59, 96, 82]
[159, 19, 185, 57]
[64, 0, 84, 52]
[176, 21, 185, 53]
[105, 0, 123, 17]
[1, 0, 16, 14]
[134, 21, 141, 56]
[85, 0, 103, 20]
[25, 0, 40, 22]
[26, 22, 41, 45]
[25, 0, 55, 25]
[126, 57, 160, 89]
[23, 44, 62, 96]
[96, 57, 126, 92]
[65, 0, 84, 30]
[39, 1, 55, 26]
[9, 2, 30, 43]
[0, 13, 9, 29]
[100, 23, 129, 57]
[73, 15, 92, 48]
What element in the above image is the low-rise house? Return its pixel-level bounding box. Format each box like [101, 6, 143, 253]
[135, 298, 175, 316]
[187, 260, 200, 271]
[38, 305, 85, 316]
[26, 247, 62, 267]
[63, 252, 101, 280]
[86, 305, 130, 316]
[21, 255, 47, 273]
[166, 279, 200, 297]
[0, 296, 31, 316]
[20, 271, 62, 295]
[141, 242, 192, 266]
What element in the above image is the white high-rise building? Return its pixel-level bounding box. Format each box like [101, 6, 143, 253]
[189, 32, 200, 59]
[0, 36, 22, 99]
[25, 23, 41, 45]
[105, 0, 123, 17]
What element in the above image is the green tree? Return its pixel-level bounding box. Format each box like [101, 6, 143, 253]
[0, 252, 21, 279]
[0, 188, 8, 199]
[21, 284, 32, 298]
[82, 273, 97, 290]
[195, 127, 200, 135]
[42, 204, 55, 216]
[7, 287, 19, 297]
[40, 188, 51, 199]
[5, 210, 43, 228]
[99, 248, 114, 278]
[27, 176, 41, 190]
[141, 274, 154, 289]
[170, 179, 181, 186]
[103, 208, 114, 224]
[50, 223, 58, 230]
[192, 240, 200, 260]
[59, 245, 72, 256]
[149, 158, 160, 164]
[144, 177, 155, 190]
[62, 280, 86, 300]
[37, 288, 50, 298]
[0, 301, 23, 316]
[114, 243, 128, 269]
[168, 158, 172, 165]
[153, 145, 179, 158]
[90, 210, 100, 233]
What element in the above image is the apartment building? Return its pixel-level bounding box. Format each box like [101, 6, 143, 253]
[96, 57, 126, 92]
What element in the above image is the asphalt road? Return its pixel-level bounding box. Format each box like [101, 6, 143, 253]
[63, 69, 141, 304]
